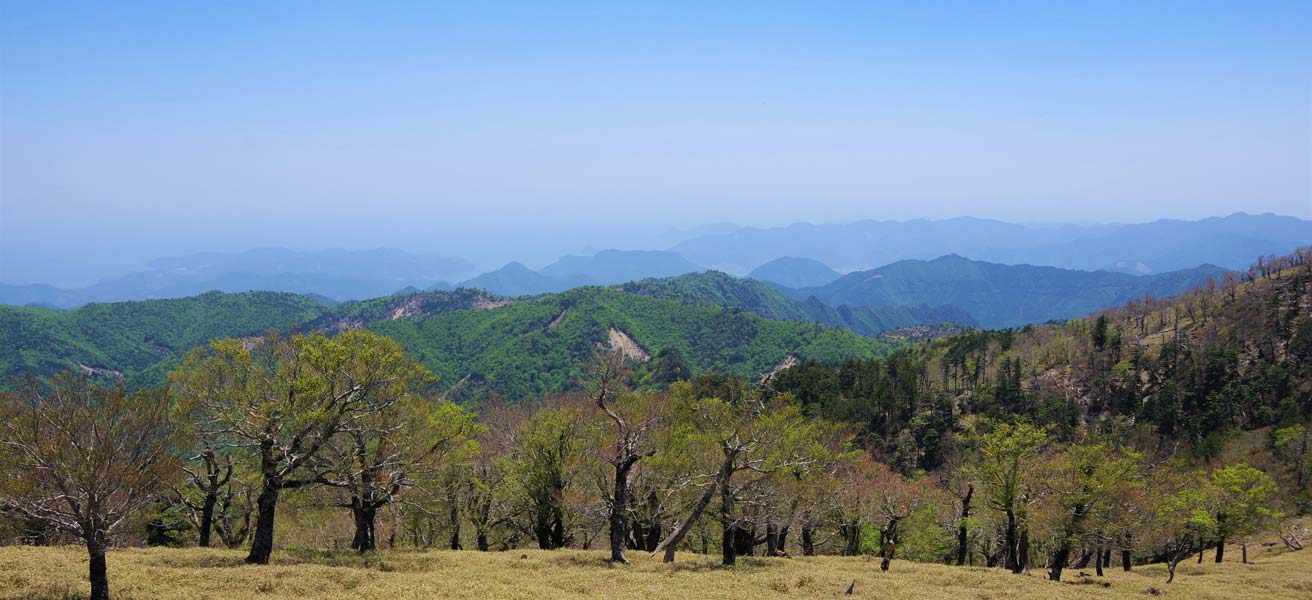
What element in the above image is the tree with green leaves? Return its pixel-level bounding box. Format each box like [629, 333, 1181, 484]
[1207, 463, 1280, 563]
[1274, 423, 1311, 505]
[0, 374, 181, 600]
[319, 393, 480, 551]
[650, 380, 839, 565]
[171, 330, 430, 564]
[1037, 439, 1142, 581]
[974, 420, 1049, 573]
[507, 398, 591, 550]
[1145, 471, 1213, 583]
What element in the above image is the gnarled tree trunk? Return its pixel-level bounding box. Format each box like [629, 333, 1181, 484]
[246, 478, 280, 565]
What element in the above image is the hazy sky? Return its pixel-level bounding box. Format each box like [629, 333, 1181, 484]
[2, 1, 1310, 284]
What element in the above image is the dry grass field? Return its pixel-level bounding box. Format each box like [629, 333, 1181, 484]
[1, 544, 1309, 600]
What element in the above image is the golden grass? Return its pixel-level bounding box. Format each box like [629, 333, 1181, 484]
[1, 544, 1309, 600]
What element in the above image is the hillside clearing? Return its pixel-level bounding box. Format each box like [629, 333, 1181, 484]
[1, 545, 1308, 600]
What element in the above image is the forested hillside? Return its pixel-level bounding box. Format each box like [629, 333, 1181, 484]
[0, 284, 892, 398]
[619, 271, 975, 336]
[793, 254, 1228, 328]
[369, 285, 891, 400]
[773, 248, 1312, 487]
[0, 291, 330, 387]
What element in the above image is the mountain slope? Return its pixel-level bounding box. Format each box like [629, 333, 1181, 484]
[773, 248, 1312, 467]
[617, 271, 976, 336]
[458, 262, 589, 297]
[539, 250, 702, 283]
[0, 291, 332, 387]
[794, 255, 1228, 328]
[747, 257, 841, 288]
[369, 286, 891, 400]
[0, 284, 892, 399]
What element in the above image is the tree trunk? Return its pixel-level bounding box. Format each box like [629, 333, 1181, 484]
[1017, 527, 1030, 574]
[765, 522, 778, 556]
[652, 481, 717, 563]
[721, 523, 737, 565]
[1102, 548, 1112, 572]
[955, 484, 973, 566]
[351, 503, 377, 552]
[550, 506, 566, 549]
[1004, 508, 1019, 572]
[1048, 540, 1071, 581]
[87, 535, 109, 600]
[448, 502, 462, 550]
[1095, 546, 1104, 577]
[608, 458, 635, 563]
[199, 487, 217, 548]
[880, 541, 895, 571]
[1241, 542, 1247, 564]
[1215, 536, 1225, 563]
[245, 478, 280, 565]
[534, 504, 553, 550]
[1074, 548, 1093, 569]
[801, 526, 816, 556]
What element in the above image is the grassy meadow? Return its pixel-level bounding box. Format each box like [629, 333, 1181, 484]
[1, 544, 1308, 600]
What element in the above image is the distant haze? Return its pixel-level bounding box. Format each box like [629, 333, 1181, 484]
[3, 3, 1309, 285]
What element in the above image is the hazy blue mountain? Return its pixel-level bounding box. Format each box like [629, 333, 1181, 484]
[539, 250, 703, 283]
[0, 247, 476, 308]
[966, 213, 1312, 273]
[673, 217, 1104, 273]
[0, 283, 80, 309]
[791, 255, 1229, 328]
[748, 257, 842, 288]
[458, 262, 589, 297]
[672, 213, 1309, 275]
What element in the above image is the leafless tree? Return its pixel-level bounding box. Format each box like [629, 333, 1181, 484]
[0, 374, 181, 600]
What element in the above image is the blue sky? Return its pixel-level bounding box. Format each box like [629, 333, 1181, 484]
[1, 1, 1309, 284]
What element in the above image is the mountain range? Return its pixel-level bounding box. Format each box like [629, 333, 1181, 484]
[672, 212, 1310, 275]
[0, 248, 476, 308]
[787, 255, 1228, 328]
[0, 249, 1240, 399]
[3, 213, 1301, 310]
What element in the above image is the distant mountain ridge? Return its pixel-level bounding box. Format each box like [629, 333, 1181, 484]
[747, 257, 842, 288]
[0, 248, 476, 308]
[673, 213, 1310, 275]
[791, 254, 1229, 328]
[456, 250, 703, 296]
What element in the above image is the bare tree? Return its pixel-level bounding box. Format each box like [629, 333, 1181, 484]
[589, 352, 660, 564]
[0, 374, 180, 600]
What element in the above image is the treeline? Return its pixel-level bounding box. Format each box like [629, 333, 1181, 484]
[0, 344, 1299, 599]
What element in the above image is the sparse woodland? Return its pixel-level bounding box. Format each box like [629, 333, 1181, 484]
[2, 250, 1310, 600]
